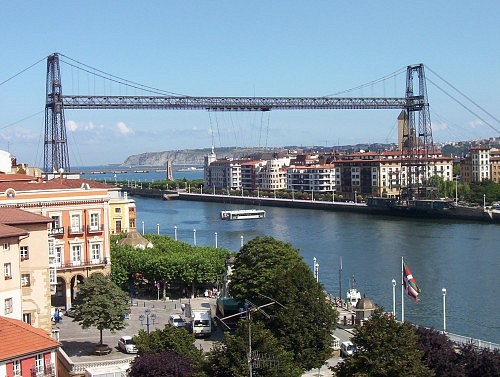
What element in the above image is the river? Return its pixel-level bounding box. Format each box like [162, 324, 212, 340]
[82, 167, 499, 344]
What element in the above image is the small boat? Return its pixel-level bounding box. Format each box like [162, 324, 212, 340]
[346, 276, 361, 308]
[220, 209, 266, 220]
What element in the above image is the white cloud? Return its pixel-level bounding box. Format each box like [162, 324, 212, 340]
[468, 119, 485, 129]
[67, 120, 97, 131]
[431, 122, 449, 131]
[116, 121, 134, 135]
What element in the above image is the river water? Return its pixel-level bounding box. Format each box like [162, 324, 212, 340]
[83, 167, 499, 344]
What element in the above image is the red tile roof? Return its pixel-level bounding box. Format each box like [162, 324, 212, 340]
[0, 316, 60, 361]
[0, 223, 29, 239]
[0, 208, 52, 226]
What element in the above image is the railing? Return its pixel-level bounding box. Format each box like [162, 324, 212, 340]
[68, 226, 84, 235]
[29, 363, 55, 376]
[446, 332, 500, 351]
[48, 227, 64, 236]
[57, 347, 133, 374]
[87, 224, 104, 233]
[58, 259, 108, 269]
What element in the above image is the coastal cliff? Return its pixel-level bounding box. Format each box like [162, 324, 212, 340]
[122, 147, 282, 166]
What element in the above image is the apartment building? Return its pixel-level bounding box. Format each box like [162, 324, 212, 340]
[286, 165, 336, 195]
[0, 208, 54, 333]
[490, 149, 500, 184]
[0, 175, 112, 311]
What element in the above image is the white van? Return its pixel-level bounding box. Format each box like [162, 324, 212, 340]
[340, 341, 356, 357]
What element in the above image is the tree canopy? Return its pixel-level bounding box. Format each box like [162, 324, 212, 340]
[332, 308, 434, 377]
[203, 321, 302, 377]
[71, 273, 130, 346]
[228, 236, 337, 371]
[128, 350, 194, 377]
[110, 234, 230, 297]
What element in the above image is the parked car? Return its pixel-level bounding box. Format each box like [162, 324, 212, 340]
[168, 314, 187, 328]
[118, 336, 138, 354]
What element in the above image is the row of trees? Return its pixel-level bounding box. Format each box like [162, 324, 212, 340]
[110, 234, 229, 298]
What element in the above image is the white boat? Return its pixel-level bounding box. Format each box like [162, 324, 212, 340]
[220, 209, 266, 220]
[346, 276, 361, 308]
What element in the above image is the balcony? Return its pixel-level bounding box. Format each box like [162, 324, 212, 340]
[48, 227, 65, 237]
[58, 259, 108, 270]
[68, 226, 84, 235]
[87, 224, 104, 233]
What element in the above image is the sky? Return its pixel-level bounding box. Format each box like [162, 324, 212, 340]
[1, 1, 499, 167]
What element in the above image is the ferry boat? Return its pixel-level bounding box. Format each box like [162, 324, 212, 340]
[220, 209, 266, 220]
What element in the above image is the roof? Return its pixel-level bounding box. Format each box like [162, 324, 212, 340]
[0, 223, 29, 239]
[0, 208, 52, 226]
[117, 231, 153, 249]
[0, 316, 60, 361]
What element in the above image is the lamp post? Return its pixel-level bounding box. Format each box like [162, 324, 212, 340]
[141, 221, 144, 235]
[483, 194, 486, 211]
[201, 185, 203, 194]
[332, 189, 336, 203]
[392, 279, 397, 318]
[354, 190, 357, 204]
[193, 229, 197, 246]
[240, 235, 244, 248]
[174, 226, 177, 241]
[454, 177, 458, 205]
[156, 224, 160, 235]
[442, 288, 447, 332]
[214, 232, 218, 248]
[139, 308, 157, 335]
[313, 257, 319, 282]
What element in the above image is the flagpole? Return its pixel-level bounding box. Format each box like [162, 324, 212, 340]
[401, 256, 405, 322]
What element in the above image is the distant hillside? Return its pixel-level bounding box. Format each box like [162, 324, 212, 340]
[122, 147, 281, 166]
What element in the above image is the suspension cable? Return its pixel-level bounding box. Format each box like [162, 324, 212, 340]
[0, 56, 46, 87]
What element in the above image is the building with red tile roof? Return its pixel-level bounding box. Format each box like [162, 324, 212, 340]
[0, 315, 59, 376]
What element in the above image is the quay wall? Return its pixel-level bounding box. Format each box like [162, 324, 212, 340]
[120, 187, 498, 224]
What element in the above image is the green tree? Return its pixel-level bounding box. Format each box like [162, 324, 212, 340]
[203, 321, 302, 377]
[133, 326, 202, 363]
[332, 308, 434, 377]
[229, 237, 337, 371]
[71, 273, 130, 348]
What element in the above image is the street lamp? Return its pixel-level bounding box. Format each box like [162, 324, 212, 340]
[156, 223, 160, 235]
[214, 232, 218, 248]
[483, 194, 486, 211]
[142, 221, 144, 235]
[240, 235, 244, 248]
[392, 279, 397, 318]
[313, 257, 319, 282]
[201, 185, 203, 194]
[442, 288, 447, 332]
[332, 189, 336, 203]
[354, 190, 357, 204]
[174, 226, 177, 241]
[193, 229, 197, 246]
[139, 308, 157, 335]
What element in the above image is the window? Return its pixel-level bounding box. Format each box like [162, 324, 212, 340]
[90, 213, 100, 229]
[55, 245, 62, 266]
[2, 243, 9, 251]
[51, 215, 61, 228]
[21, 274, 30, 287]
[71, 245, 82, 265]
[4, 263, 12, 279]
[4, 298, 13, 314]
[91, 244, 101, 262]
[114, 207, 122, 214]
[12, 359, 21, 376]
[35, 354, 43, 374]
[22, 313, 31, 325]
[71, 214, 81, 232]
[20, 246, 29, 261]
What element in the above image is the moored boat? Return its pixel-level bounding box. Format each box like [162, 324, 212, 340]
[346, 276, 361, 308]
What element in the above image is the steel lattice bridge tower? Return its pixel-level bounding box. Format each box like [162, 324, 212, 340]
[44, 53, 433, 196]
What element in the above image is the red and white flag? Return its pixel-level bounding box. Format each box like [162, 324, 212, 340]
[403, 262, 421, 302]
